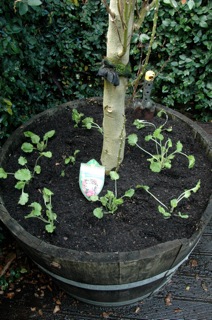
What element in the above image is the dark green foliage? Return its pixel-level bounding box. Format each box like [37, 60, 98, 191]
[0, 0, 211, 144]
[0, 0, 107, 144]
[131, 0, 211, 121]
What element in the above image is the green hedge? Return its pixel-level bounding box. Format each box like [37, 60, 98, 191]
[0, 0, 211, 144]
[0, 0, 107, 143]
[146, 0, 211, 121]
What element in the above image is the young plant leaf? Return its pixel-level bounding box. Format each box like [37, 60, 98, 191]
[41, 151, 52, 158]
[167, 138, 172, 148]
[90, 195, 99, 202]
[18, 192, 29, 205]
[65, 158, 71, 165]
[188, 155, 195, 168]
[149, 160, 162, 173]
[124, 189, 135, 198]
[176, 141, 183, 152]
[110, 171, 119, 181]
[43, 130, 55, 140]
[82, 117, 93, 129]
[43, 187, 54, 204]
[43, 187, 54, 196]
[37, 141, 45, 152]
[45, 224, 55, 233]
[93, 207, 104, 219]
[144, 134, 152, 141]
[127, 134, 138, 146]
[136, 185, 149, 191]
[15, 169, 32, 181]
[21, 142, 34, 153]
[15, 181, 25, 190]
[46, 209, 57, 221]
[170, 198, 178, 209]
[28, 202, 42, 217]
[24, 131, 40, 144]
[100, 196, 108, 207]
[34, 165, 41, 174]
[158, 205, 171, 218]
[177, 212, 189, 219]
[114, 198, 124, 205]
[157, 109, 166, 118]
[133, 119, 152, 129]
[60, 170, 65, 177]
[164, 159, 172, 169]
[165, 126, 172, 132]
[183, 190, 192, 198]
[0, 168, 7, 179]
[192, 180, 201, 193]
[18, 156, 27, 166]
[72, 109, 84, 127]
[153, 128, 164, 141]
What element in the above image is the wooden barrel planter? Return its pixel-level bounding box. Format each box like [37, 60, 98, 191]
[0, 100, 211, 306]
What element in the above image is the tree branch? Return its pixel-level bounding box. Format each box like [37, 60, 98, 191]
[132, 0, 160, 94]
[134, 0, 156, 30]
[101, 0, 116, 20]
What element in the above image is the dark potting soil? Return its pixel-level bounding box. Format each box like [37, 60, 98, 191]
[1, 99, 211, 252]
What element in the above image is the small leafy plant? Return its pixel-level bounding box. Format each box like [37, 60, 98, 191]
[61, 149, 80, 177]
[0, 130, 55, 205]
[0, 164, 32, 205]
[72, 108, 103, 134]
[0, 130, 57, 233]
[25, 187, 57, 233]
[90, 171, 134, 219]
[137, 180, 201, 219]
[128, 110, 195, 172]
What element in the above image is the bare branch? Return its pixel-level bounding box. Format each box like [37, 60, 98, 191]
[101, 0, 116, 20]
[134, 0, 156, 30]
[132, 0, 160, 95]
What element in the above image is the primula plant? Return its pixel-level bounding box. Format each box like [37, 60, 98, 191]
[25, 187, 57, 233]
[137, 180, 201, 219]
[91, 171, 135, 219]
[72, 109, 103, 134]
[0, 130, 57, 232]
[128, 109, 195, 172]
[0, 130, 55, 205]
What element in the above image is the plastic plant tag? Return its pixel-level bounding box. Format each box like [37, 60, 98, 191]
[79, 159, 105, 200]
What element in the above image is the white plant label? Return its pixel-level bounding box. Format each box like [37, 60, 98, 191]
[79, 159, 105, 200]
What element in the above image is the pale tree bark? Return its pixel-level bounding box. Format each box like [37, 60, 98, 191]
[101, 0, 135, 172]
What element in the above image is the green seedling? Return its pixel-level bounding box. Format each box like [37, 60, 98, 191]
[133, 119, 157, 130]
[22, 130, 55, 175]
[82, 117, 103, 134]
[137, 180, 201, 219]
[72, 108, 84, 127]
[133, 109, 170, 131]
[14, 167, 32, 205]
[72, 109, 103, 134]
[128, 110, 195, 172]
[90, 171, 134, 219]
[61, 149, 80, 177]
[0, 163, 32, 205]
[0, 130, 55, 205]
[25, 187, 57, 233]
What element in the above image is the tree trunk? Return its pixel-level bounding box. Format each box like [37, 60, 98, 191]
[101, 0, 135, 172]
